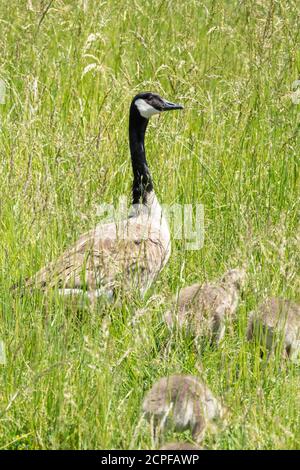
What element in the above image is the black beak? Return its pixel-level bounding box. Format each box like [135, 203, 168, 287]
[162, 100, 184, 111]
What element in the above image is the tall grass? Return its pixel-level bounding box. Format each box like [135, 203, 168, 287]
[0, 0, 299, 449]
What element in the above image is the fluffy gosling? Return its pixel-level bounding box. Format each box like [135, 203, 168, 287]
[165, 268, 246, 343]
[247, 297, 300, 361]
[142, 375, 225, 443]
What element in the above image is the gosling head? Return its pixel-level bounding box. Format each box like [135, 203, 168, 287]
[221, 267, 246, 290]
[132, 92, 183, 120]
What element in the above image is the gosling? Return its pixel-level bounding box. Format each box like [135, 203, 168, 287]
[247, 297, 300, 361]
[165, 268, 246, 343]
[142, 375, 225, 443]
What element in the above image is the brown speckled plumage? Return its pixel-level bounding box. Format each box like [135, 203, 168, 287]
[26, 205, 170, 301]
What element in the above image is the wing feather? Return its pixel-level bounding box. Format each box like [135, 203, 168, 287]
[26, 218, 168, 295]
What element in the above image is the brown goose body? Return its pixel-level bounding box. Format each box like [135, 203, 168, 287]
[25, 93, 183, 301]
[165, 268, 246, 343]
[142, 375, 224, 443]
[247, 297, 300, 360]
[26, 195, 170, 300]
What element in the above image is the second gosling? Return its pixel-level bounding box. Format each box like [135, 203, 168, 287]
[247, 297, 300, 360]
[165, 268, 246, 343]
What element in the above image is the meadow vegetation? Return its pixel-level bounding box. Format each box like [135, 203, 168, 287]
[0, 0, 299, 449]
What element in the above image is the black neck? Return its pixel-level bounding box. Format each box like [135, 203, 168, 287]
[129, 103, 154, 205]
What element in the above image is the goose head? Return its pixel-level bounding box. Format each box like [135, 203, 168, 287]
[133, 92, 183, 119]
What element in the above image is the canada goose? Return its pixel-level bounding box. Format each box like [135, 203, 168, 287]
[25, 93, 183, 302]
[247, 297, 300, 361]
[159, 442, 201, 450]
[142, 375, 225, 443]
[165, 268, 246, 343]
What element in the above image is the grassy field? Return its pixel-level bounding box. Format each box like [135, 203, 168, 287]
[0, 0, 299, 450]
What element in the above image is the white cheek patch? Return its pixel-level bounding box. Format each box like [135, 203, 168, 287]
[135, 98, 160, 119]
